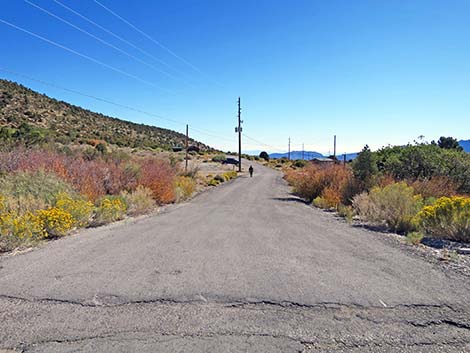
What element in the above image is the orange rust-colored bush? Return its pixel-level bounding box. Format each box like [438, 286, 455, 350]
[285, 163, 353, 207]
[409, 176, 458, 199]
[0, 149, 176, 205]
[138, 158, 176, 204]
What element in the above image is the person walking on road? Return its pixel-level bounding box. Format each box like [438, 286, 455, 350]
[249, 165, 254, 177]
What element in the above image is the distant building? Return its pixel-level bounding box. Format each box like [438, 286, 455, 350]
[310, 157, 335, 165]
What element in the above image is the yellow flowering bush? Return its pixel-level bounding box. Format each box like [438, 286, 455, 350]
[36, 207, 74, 237]
[175, 176, 196, 201]
[55, 192, 94, 228]
[93, 196, 127, 225]
[415, 196, 470, 242]
[223, 171, 238, 181]
[0, 211, 46, 239]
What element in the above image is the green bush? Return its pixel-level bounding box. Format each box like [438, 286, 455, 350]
[415, 196, 470, 242]
[208, 179, 220, 186]
[223, 171, 238, 181]
[352, 182, 422, 233]
[406, 232, 424, 245]
[338, 204, 354, 223]
[214, 174, 225, 183]
[293, 159, 307, 168]
[175, 176, 196, 201]
[0, 171, 75, 215]
[120, 186, 155, 216]
[212, 154, 226, 163]
[93, 196, 127, 226]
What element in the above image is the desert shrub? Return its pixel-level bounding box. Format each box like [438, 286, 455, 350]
[0, 207, 46, 239]
[120, 186, 155, 216]
[313, 197, 331, 209]
[352, 182, 423, 233]
[138, 158, 176, 204]
[375, 143, 470, 194]
[285, 165, 325, 202]
[352, 145, 378, 191]
[409, 176, 458, 199]
[36, 207, 74, 237]
[259, 151, 269, 161]
[293, 159, 307, 168]
[286, 164, 353, 206]
[406, 231, 424, 245]
[212, 154, 226, 163]
[415, 196, 470, 242]
[0, 171, 75, 214]
[208, 179, 220, 186]
[180, 166, 199, 179]
[93, 196, 127, 226]
[175, 176, 196, 201]
[55, 193, 94, 228]
[223, 171, 238, 181]
[338, 204, 354, 223]
[214, 174, 225, 183]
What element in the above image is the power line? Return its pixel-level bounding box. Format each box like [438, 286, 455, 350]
[93, 0, 202, 75]
[242, 133, 285, 152]
[0, 67, 182, 124]
[24, 0, 179, 82]
[51, 0, 189, 80]
[0, 18, 171, 93]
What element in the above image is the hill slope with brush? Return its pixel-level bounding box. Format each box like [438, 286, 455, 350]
[0, 79, 211, 151]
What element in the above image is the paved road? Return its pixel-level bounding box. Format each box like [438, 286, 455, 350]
[1, 162, 470, 352]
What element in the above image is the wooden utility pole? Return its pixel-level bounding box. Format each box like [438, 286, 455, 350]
[343, 153, 346, 166]
[333, 135, 337, 160]
[288, 137, 291, 160]
[236, 97, 242, 172]
[185, 124, 189, 172]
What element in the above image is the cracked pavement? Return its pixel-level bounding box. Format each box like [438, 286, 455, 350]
[1, 162, 470, 352]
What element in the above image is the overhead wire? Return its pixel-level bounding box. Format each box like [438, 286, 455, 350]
[0, 67, 237, 144]
[93, 0, 202, 74]
[0, 18, 172, 93]
[242, 133, 285, 152]
[52, 0, 186, 77]
[24, 0, 180, 82]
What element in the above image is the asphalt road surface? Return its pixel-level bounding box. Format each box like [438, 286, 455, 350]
[1, 162, 470, 352]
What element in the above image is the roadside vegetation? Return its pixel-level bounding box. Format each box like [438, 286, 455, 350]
[282, 137, 470, 245]
[0, 143, 237, 253]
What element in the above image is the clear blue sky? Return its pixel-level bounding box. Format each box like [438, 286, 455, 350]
[1, 0, 469, 154]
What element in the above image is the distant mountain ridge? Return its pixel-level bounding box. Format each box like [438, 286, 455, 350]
[0, 79, 212, 151]
[269, 151, 358, 161]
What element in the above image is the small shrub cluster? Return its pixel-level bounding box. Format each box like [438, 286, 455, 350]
[223, 171, 238, 180]
[93, 196, 127, 226]
[36, 207, 74, 237]
[55, 193, 94, 228]
[283, 139, 470, 244]
[415, 197, 470, 242]
[175, 176, 196, 201]
[352, 182, 422, 233]
[0, 147, 184, 252]
[120, 186, 155, 216]
[212, 154, 226, 163]
[285, 164, 353, 208]
[207, 172, 237, 187]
